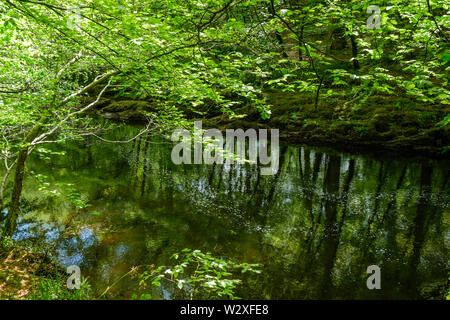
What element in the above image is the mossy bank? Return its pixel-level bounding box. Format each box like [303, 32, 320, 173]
[0, 237, 90, 299]
[92, 91, 449, 158]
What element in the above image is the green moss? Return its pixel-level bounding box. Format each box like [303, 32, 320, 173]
[240, 90, 448, 156]
[103, 100, 155, 113]
[93, 89, 448, 156]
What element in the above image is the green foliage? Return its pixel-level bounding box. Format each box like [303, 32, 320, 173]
[0, 236, 15, 252]
[27, 266, 91, 300]
[0, 0, 447, 170]
[262, 0, 449, 109]
[0, 238, 90, 300]
[137, 249, 262, 300]
[65, 187, 91, 210]
[0, 0, 448, 300]
[438, 114, 450, 127]
[29, 173, 91, 210]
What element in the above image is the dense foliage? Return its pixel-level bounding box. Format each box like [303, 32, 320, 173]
[136, 249, 261, 300]
[0, 0, 448, 300]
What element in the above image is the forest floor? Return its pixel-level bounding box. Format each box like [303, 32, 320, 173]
[0, 238, 56, 299]
[94, 90, 449, 158]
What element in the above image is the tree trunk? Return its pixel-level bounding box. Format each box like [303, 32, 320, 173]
[3, 122, 44, 237]
[349, 34, 360, 70]
[267, 1, 288, 58]
[3, 149, 28, 237]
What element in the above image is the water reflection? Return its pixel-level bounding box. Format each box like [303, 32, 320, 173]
[4, 125, 449, 299]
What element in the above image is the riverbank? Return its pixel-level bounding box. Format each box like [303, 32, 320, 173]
[0, 237, 54, 299]
[91, 91, 449, 158]
[0, 237, 90, 299]
[206, 91, 449, 158]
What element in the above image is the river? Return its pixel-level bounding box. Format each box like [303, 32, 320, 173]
[2, 123, 448, 299]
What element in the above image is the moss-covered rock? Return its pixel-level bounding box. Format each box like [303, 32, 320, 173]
[370, 113, 392, 133]
[98, 100, 157, 121]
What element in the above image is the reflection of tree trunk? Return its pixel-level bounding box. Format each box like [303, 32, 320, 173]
[366, 161, 389, 235]
[159, 150, 164, 193]
[299, 152, 333, 283]
[337, 159, 355, 234]
[298, 148, 304, 184]
[308, 152, 323, 233]
[407, 163, 432, 297]
[303, 149, 314, 227]
[303, 149, 311, 184]
[141, 133, 151, 196]
[302, 152, 324, 252]
[209, 162, 216, 186]
[132, 136, 142, 188]
[266, 146, 288, 204]
[381, 164, 407, 225]
[361, 161, 392, 262]
[401, 186, 416, 211]
[312, 152, 323, 185]
[228, 162, 234, 195]
[373, 162, 387, 213]
[86, 136, 93, 164]
[245, 163, 252, 193]
[251, 162, 261, 197]
[254, 146, 288, 225]
[114, 152, 127, 179]
[248, 161, 262, 211]
[217, 164, 224, 191]
[138, 137, 147, 195]
[382, 165, 407, 288]
[166, 175, 174, 212]
[238, 164, 244, 192]
[318, 155, 341, 298]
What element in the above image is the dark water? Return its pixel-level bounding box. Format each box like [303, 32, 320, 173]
[3, 124, 449, 299]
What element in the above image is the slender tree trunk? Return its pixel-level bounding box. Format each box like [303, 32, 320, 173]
[314, 76, 324, 110]
[349, 34, 360, 70]
[267, 0, 288, 58]
[4, 149, 29, 236]
[4, 122, 44, 237]
[0, 162, 16, 207]
[298, 19, 305, 61]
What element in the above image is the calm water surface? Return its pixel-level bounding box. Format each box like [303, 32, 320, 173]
[3, 124, 449, 299]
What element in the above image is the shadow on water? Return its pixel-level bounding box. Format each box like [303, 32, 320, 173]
[2, 124, 449, 299]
